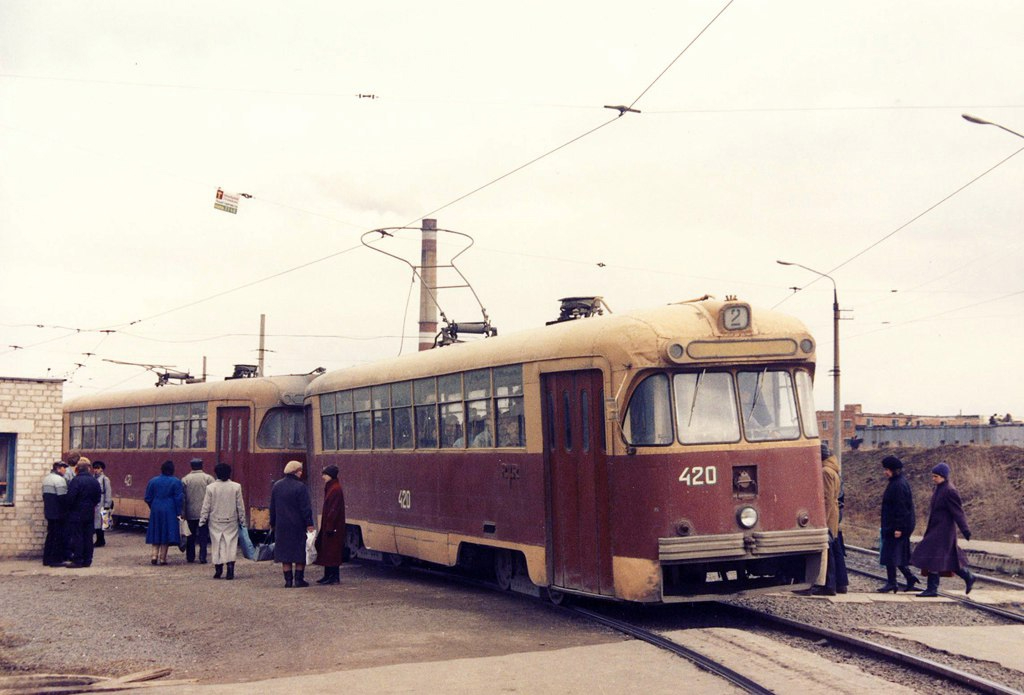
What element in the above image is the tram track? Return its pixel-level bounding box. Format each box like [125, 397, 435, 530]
[844, 544, 1024, 623]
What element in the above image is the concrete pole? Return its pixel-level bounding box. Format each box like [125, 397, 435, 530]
[418, 219, 438, 351]
[258, 314, 266, 377]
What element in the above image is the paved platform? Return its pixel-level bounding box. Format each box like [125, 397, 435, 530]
[875, 625, 1024, 673]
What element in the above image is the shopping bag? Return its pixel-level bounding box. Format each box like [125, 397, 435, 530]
[177, 517, 191, 552]
[305, 529, 318, 565]
[100, 508, 112, 531]
[238, 525, 256, 561]
[254, 531, 275, 562]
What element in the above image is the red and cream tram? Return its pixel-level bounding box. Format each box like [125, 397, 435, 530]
[308, 297, 828, 602]
[63, 373, 315, 530]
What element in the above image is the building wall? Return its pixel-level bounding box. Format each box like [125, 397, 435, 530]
[858, 423, 1024, 449]
[0, 377, 64, 559]
[817, 403, 985, 450]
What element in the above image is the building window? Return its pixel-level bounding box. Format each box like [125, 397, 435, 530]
[0, 433, 15, 504]
[866, 418, 873, 427]
[821, 420, 829, 431]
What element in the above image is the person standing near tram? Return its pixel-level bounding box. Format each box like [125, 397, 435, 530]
[876, 455, 918, 593]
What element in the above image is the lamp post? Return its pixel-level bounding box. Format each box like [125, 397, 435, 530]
[777, 260, 842, 467]
[962, 113, 1024, 140]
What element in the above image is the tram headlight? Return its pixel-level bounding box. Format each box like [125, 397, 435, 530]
[800, 338, 814, 354]
[736, 506, 758, 529]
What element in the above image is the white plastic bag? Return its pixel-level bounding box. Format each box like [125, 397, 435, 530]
[305, 529, 318, 565]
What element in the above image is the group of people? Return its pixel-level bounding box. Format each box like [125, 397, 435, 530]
[811, 443, 975, 597]
[41, 454, 113, 568]
[44, 453, 347, 587]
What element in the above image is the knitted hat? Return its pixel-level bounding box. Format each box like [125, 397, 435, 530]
[931, 462, 950, 479]
[322, 465, 339, 479]
[881, 455, 903, 470]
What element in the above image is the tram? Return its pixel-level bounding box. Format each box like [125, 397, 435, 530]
[63, 372, 316, 530]
[307, 296, 828, 603]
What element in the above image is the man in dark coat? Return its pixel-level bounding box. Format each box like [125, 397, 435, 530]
[65, 460, 102, 568]
[877, 455, 918, 592]
[314, 465, 346, 585]
[41, 461, 69, 566]
[911, 462, 974, 597]
[270, 460, 314, 588]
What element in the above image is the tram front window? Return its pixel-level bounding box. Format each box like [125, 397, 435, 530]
[672, 371, 740, 444]
[737, 370, 801, 442]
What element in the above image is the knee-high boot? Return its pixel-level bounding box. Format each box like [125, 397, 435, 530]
[294, 568, 309, 588]
[956, 568, 975, 594]
[916, 573, 940, 597]
[214, 564, 223, 579]
[226, 562, 235, 580]
[283, 570, 293, 588]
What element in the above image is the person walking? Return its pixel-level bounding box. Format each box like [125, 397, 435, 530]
[911, 462, 975, 597]
[270, 460, 314, 588]
[820, 442, 848, 594]
[181, 458, 215, 564]
[199, 463, 247, 580]
[144, 460, 184, 565]
[92, 461, 113, 548]
[65, 460, 102, 568]
[314, 465, 346, 585]
[876, 455, 918, 593]
[41, 461, 70, 566]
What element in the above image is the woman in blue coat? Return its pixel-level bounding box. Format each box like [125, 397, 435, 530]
[145, 460, 184, 565]
[911, 462, 975, 597]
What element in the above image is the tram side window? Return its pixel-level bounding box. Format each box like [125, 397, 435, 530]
[69, 413, 83, 450]
[392, 381, 414, 450]
[795, 370, 819, 438]
[673, 371, 740, 444]
[109, 409, 124, 448]
[466, 369, 493, 448]
[189, 403, 208, 448]
[737, 370, 801, 442]
[414, 377, 438, 448]
[494, 365, 524, 447]
[124, 408, 139, 449]
[353, 387, 372, 450]
[439, 374, 464, 448]
[624, 373, 673, 446]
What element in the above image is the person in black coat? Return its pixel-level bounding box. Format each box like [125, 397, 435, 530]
[65, 460, 102, 568]
[876, 455, 918, 592]
[911, 461, 975, 597]
[269, 460, 314, 588]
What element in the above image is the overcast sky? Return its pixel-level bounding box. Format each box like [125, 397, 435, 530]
[2, 1, 1022, 418]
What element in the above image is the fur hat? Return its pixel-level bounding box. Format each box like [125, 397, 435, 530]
[931, 462, 950, 479]
[881, 455, 903, 470]
[283, 460, 303, 475]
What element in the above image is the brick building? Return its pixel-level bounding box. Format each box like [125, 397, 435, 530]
[0, 376, 64, 559]
[817, 403, 985, 451]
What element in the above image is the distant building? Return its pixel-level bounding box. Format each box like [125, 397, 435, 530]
[816, 404, 1023, 450]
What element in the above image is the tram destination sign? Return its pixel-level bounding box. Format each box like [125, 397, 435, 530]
[214, 187, 239, 214]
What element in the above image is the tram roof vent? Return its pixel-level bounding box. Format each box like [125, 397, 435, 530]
[227, 364, 259, 380]
[546, 296, 612, 325]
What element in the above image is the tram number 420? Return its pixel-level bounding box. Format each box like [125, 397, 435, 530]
[678, 466, 717, 486]
[398, 489, 412, 509]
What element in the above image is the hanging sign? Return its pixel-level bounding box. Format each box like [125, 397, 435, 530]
[214, 188, 240, 214]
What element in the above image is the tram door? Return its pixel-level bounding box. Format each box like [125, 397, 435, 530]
[217, 407, 252, 520]
[543, 370, 613, 596]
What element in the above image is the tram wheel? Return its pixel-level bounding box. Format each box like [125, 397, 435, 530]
[494, 549, 514, 591]
[546, 587, 568, 606]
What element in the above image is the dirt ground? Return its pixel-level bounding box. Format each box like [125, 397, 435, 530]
[840, 444, 1024, 546]
[0, 528, 618, 685]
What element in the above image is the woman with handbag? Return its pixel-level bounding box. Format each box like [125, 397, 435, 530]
[314, 465, 346, 585]
[144, 460, 184, 565]
[199, 463, 247, 580]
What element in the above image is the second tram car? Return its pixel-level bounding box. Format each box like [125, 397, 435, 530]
[307, 297, 828, 603]
[63, 373, 315, 530]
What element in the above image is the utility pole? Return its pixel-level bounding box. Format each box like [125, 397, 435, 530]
[418, 219, 438, 351]
[258, 314, 266, 377]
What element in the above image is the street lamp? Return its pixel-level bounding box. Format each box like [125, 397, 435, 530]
[777, 260, 842, 467]
[962, 113, 1024, 140]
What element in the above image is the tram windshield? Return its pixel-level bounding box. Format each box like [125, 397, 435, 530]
[624, 368, 805, 446]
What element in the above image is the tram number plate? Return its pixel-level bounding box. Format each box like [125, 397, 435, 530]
[398, 489, 412, 509]
[678, 466, 717, 486]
